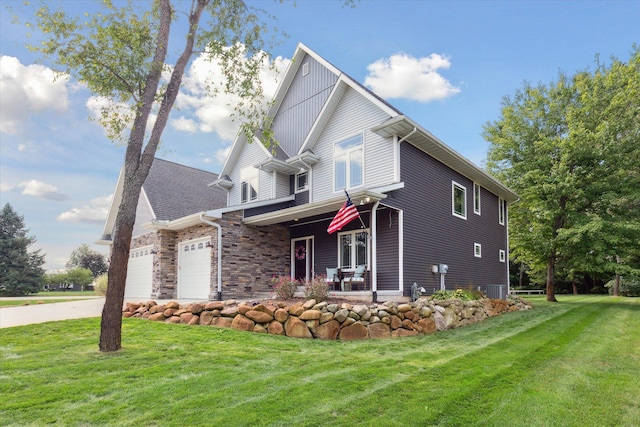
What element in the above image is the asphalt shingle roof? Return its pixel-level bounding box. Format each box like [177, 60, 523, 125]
[143, 158, 226, 221]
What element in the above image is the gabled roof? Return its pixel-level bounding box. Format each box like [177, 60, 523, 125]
[144, 159, 226, 221]
[99, 159, 226, 242]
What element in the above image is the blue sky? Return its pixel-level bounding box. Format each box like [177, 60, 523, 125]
[1, 0, 638, 271]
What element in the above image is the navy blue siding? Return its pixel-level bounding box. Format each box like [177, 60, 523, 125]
[392, 142, 508, 295]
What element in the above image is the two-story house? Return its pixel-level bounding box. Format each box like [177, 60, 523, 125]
[100, 43, 518, 302]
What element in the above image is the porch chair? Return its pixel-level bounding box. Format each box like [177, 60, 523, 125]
[342, 265, 367, 291]
[325, 268, 341, 291]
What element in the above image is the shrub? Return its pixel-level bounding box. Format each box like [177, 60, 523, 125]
[304, 275, 329, 302]
[94, 274, 108, 296]
[270, 275, 297, 300]
[605, 278, 640, 297]
[430, 289, 481, 301]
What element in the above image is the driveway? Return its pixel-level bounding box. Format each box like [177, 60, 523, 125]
[0, 297, 106, 328]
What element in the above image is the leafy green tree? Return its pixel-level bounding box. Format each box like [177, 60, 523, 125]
[0, 204, 46, 296]
[47, 272, 69, 290]
[24, 0, 277, 351]
[484, 46, 640, 302]
[67, 268, 95, 291]
[66, 244, 108, 278]
[23, 0, 353, 351]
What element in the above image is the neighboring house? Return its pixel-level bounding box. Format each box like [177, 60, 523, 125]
[100, 43, 518, 302]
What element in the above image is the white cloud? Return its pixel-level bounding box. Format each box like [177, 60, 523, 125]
[19, 179, 68, 201]
[171, 51, 290, 141]
[57, 194, 113, 223]
[215, 145, 232, 164]
[0, 182, 15, 192]
[364, 53, 461, 102]
[0, 56, 70, 134]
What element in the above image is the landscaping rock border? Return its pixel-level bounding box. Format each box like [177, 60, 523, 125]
[122, 296, 532, 340]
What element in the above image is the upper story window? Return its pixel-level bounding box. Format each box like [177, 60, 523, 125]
[295, 171, 309, 193]
[499, 198, 506, 225]
[473, 183, 481, 215]
[452, 181, 467, 220]
[334, 134, 363, 192]
[338, 229, 369, 270]
[240, 167, 258, 203]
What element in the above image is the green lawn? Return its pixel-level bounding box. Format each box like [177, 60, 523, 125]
[1, 295, 638, 426]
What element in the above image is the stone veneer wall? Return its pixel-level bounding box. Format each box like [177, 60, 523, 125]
[123, 296, 532, 340]
[217, 211, 291, 299]
[128, 211, 291, 300]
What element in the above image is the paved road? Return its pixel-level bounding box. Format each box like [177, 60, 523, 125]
[0, 297, 106, 328]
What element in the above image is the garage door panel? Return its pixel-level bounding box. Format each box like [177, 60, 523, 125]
[125, 246, 153, 299]
[178, 239, 211, 299]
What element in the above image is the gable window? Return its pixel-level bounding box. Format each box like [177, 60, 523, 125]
[334, 134, 363, 191]
[295, 171, 309, 193]
[499, 249, 506, 263]
[240, 179, 258, 203]
[338, 229, 369, 270]
[473, 183, 481, 215]
[474, 243, 482, 258]
[499, 198, 506, 225]
[452, 181, 467, 219]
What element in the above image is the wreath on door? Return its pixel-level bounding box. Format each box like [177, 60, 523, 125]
[295, 245, 306, 260]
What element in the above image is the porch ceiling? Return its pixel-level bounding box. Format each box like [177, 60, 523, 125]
[243, 189, 387, 226]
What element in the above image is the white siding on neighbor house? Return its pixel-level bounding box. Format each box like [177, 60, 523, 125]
[310, 87, 396, 203]
[228, 141, 273, 206]
[273, 53, 339, 157]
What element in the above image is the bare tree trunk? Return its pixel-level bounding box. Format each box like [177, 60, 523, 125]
[546, 253, 558, 302]
[613, 254, 621, 296]
[572, 280, 578, 295]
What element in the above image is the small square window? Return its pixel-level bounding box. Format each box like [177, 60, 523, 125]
[499, 249, 506, 263]
[474, 243, 482, 258]
[295, 171, 308, 192]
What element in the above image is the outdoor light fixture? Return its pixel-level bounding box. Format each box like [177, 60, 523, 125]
[205, 241, 213, 248]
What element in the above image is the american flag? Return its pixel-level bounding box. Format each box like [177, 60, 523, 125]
[327, 192, 360, 234]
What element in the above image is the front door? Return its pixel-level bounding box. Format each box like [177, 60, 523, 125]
[292, 236, 314, 283]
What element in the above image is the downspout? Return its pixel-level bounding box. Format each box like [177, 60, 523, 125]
[371, 201, 380, 302]
[199, 214, 223, 301]
[397, 127, 417, 144]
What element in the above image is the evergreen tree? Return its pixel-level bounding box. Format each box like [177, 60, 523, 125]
[0, 204, 46, 296]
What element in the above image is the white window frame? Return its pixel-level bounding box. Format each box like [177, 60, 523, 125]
[240, 167, 258, 204]
[452, 181, 467, 220]
[499, 198, 505, 225]
[473, 182, 481, 215]
[295, 170, 309, 193]
[474, 243, 482, 258]
[499, 249, 506, 263]
[334, 133, 364, 192]
[337, 229, 370, 271]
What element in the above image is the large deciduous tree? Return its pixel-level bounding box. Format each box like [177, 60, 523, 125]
[484, 46, 640, 301]
[0, 204, 46, 296]
[66, 244, 108, 278]
[25, 0, 283, 351]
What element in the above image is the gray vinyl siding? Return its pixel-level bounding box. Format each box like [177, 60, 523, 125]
[310, 87, 395, 203]
[275, 172, 290, 199]
[272, 54, 339, 156]
[394, 142, 508, 295]
[228, 141, 272, 206]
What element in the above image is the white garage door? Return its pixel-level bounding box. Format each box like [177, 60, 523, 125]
[178, 238, 212, 300]
[125, 246, 153, 300]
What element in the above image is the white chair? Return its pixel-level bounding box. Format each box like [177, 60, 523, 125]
[325, 267, 341, 291]
[342, 265, 366, 291]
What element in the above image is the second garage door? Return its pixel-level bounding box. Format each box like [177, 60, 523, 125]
[125, 246, 153, 300]
[178, 238, 212, 300]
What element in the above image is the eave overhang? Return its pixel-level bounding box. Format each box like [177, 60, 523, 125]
[371, 115, 519, 203]
[254, 157, 301, 174]
[211, 175, 233, 190]
[287, 150, 320, 170]
[242, 189, 387, 226]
